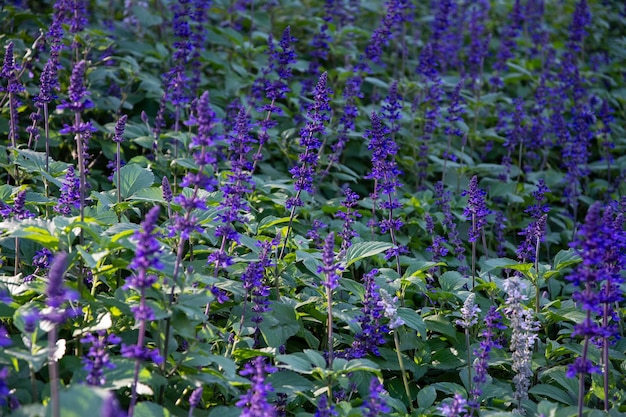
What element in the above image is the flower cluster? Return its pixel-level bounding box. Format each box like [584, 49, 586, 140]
[81, 331, 121, 386]
[236, 356, 277, 417]
[434, 182, 466, 270]
[365, 112, 403, 236]
[287, 72, 332, 208]
[362, 378, 391, 417]
[57, 60, 93, 113]
[348, 269, 388, 358]
[378, 289, 404, 329]
[241, 239, 274, 329]
[516, 180, 550, 262]
[54, 166, 80, 215]
[318, 233, 341, 290]
[462, 176, 490, 243]
[122, 206, 163, 364]
[456, 293, 480, 329]
[470, 306, 505, 409]
[0, 190, 34, 220]
[566, 203, 625, 377]
[335, 187, 361, 257]
[209, 107, 255, 270]
[503, 276, 539, 411]
[42, 252, 77, 324]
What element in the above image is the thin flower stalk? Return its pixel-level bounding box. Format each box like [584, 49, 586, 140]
[462, 176, 490, 288]
[379, 289, 411, 410]
[456, 293, 480, 403]
[123, 207, 164, 417]
[503, 276, 539, 414]
[113, 114, 127, 205]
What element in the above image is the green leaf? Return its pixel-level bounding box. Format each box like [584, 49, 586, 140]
[131, 6, 163, 26]
[553, 249, 582, 270]
[529, 384, 575, 405]
[276, 353, 314, 374]
[424, 315, 458, 343]
[438, 271, 466, 292]
[45, 385, 108, 417]
[134, 402, 172, 417]
[397, 307, 427, 340]
[267, 370, 315, 394]
[417, 385, 436, 409]
[114, 164, 155, 200]
[258, 302, 300, 347]
[344, 241, 394, 267]
[304, 349, 327, 369]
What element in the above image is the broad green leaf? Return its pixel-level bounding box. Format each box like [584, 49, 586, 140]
[304, 349, 327, 369]
[131, 5, 163, 26]
[134, 401, 172, 417]
[417, 385, 436, 409]
[342, 358, 380, 374]
[258, 302, 300, 347]
[114, 164, 155, 200]
[397, 308, 427, 340]
[529, 384, 575, 405]
[424, 315, 458, 343]
[553, 249, 582, 270]
[45, 385, 108, 417]
[438, 271, 465, 292]
[276, 353, 314, 374]
[267, 370, 315, 394]
[344, 241, 394, 267]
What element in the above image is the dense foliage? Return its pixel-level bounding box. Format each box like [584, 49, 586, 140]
[0, 0, 625, 416]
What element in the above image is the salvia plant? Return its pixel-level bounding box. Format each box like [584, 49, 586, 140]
[0, 1, 625, 417]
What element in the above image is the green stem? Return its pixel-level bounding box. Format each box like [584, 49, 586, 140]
[393, 331, 413, 412]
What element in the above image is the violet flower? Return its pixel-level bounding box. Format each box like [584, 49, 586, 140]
[286, 72, 332, 209]
[335, 187, 361, 258]
[209, 108, 254, 271]
[241, 239, 273, 333]
[124, 206, 164, 416]
[434, 182, 466, 272]
[236, 357, 277, 417]
[566, 203, 625, 413]
[348, 269, 387, 358]
[314, 393, 337, 417]
[81, 330, 121, 386]
[0, 367, 9, 407]
[516, 180, 550, 263]
[1, 41, 24, 148]
[188, 386, 203, 415]
[438, 394, 468, 417]
[55, 166, 80, 215]
[365, 112, 405, 267]
[362, 378, 391, 417]
[503, 276, 539, 412]
[462, 176, 490, 244]
[101, 392, 128, 417]
[470, 306, 505, 411]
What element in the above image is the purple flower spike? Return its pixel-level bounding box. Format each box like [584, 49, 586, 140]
[236, 357, 277, 417]
[189, 386, 203, 409]
[55, 166, 81, 215]
[43, 252, 77, 324]
[113, 114, 127, 143]
[287, 72, 332, 209]
[362, 378, 391, 417]
[58, 60, 93, 113]
[462, 176, 490, 243]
